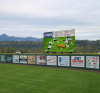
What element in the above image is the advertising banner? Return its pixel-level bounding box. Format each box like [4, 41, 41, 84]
[58, 56, 70, 66]
[47, 56, 57, 66]
[6, 55, 12, 62]
[37, 56, 46, 65]
[12, 55, 19, 63]
[0, 55, 6, 62]
[71, 56, 85, 67]
[44, 32, 53, 38]
[53, 30, 75, 37]
[28, 56, 36, 64]
[20, 55, 27, 64]
[43, 29, 75, 53]
[86, 56, 99, 69]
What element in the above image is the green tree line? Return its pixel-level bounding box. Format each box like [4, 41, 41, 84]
[0, 40, 99, 53]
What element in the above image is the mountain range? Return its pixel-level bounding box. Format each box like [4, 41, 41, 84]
[0, 34, 42, 41]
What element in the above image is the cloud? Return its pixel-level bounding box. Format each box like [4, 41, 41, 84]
[0, 0, 100, 20]
[0, 21, 100, 40]
[0, 0, 100, 40]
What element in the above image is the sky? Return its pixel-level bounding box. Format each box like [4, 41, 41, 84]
[0, 0, 100, 40]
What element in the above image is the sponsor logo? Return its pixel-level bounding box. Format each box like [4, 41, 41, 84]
[44, 32, 53, 38]
[72, 57, 83, 63]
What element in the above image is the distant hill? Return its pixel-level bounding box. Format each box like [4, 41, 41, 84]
[0, 34, 42, 41]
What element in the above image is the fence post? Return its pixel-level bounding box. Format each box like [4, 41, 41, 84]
[85, 55, 86, 69]
[70, 55, 71, 68]
[99, 55, 100, 70]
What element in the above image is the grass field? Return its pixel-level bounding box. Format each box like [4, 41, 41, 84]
[43, 36, 75, 52]
[0, 64, 100, 93]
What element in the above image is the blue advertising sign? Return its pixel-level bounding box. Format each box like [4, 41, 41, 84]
[7, 57, 13, 61]
[43, 32, 53, 38]
[6, 55, 12, 62]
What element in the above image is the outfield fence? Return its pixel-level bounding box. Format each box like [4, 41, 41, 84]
[0, 54, 100, 70]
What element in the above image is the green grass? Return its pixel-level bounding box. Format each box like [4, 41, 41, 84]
[0, 63, 100, 93]
[43, 36, 75, 52]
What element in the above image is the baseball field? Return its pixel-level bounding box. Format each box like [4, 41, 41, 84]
[0, 63, 100, 93]
[43, 36, 75, 52]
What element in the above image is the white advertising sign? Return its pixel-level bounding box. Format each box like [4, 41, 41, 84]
[1, 55, 6, 62]
[71, 56, 85, 67]
[53, 29, 75, 37]
[20, 55, 27, 64]
[37, 56, 46, 65]
[13, 55, 19, 63]
[58, 56, 70, 66]
[47, 56, 57, 66]
[86, 56, 99, 69]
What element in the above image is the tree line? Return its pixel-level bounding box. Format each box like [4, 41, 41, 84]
[0, 40, 99, 53]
